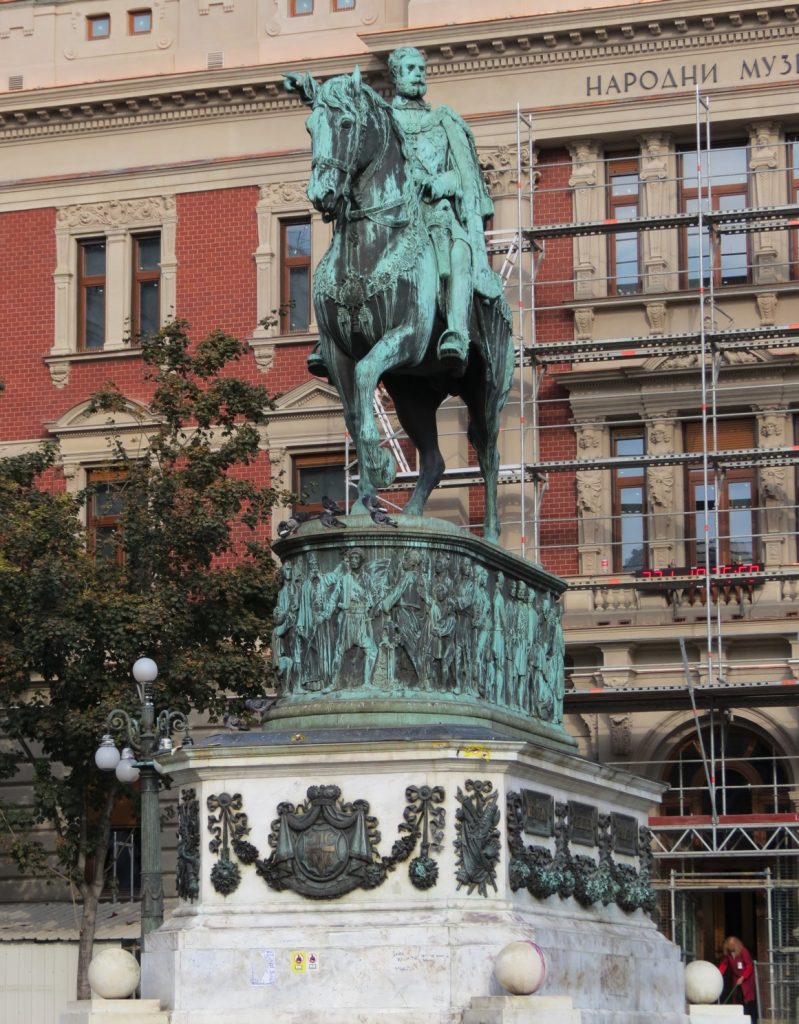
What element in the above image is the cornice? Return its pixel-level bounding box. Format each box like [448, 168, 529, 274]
[0, 54, 384, 142]
[0, 3, 798, 142]
[361, 2, 799, 82]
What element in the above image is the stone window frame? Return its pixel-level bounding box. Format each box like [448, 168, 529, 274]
[264, 378, 348, 537]
[47, 195, 177, 388]
[251, 183, 330, 372]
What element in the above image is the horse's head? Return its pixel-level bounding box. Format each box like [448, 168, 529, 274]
[286, 67, 368, 222]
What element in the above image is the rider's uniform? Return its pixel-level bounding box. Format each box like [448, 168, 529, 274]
[391, 96, 498, 300]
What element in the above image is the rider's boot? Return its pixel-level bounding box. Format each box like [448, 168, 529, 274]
[437, 241, 471, 377]
[307, 342, 330, 380]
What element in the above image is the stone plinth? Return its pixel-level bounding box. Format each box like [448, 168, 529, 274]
[58, 999, 170, 1024]
[463, 995, 582, 1023]
[689, 1008, 750, 1024]
[144, 731, 687, 1024]
[269, 515, 573, 748]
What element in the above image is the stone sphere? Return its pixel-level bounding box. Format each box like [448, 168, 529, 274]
[494, 940, 547, 995]
[88, 947, 140, 999]
[684, 960, 724, 1004]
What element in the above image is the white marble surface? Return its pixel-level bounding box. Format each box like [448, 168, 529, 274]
[688, 1008, 749, 1022]
[464, 994, 582, 1023]
[58, 999, 170, 1024]
[144, 734, 687, 1024]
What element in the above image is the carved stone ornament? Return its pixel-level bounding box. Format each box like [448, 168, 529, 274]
[757, 292, 778, 326]
[478, 143, 534, 195]
[259, 181, 310, 207]
[255, 783, 442, 898]
[56, 195, 175, 229]
[207, 792, 260, 896]
[645, 301, 668, 335]
[454, 779, 500, 897]
[573, 306, 595, 341]
[176, 788, 200, 902]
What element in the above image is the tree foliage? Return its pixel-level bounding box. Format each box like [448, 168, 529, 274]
[0, 320, 282, 994]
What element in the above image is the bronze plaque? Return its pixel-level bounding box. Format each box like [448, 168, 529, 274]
[520, 789, 554, 837]
[568, 801, 598, 846]
[611, 812, 638, 855]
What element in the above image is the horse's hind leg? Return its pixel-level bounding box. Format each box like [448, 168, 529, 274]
[382, 376, 446, 516]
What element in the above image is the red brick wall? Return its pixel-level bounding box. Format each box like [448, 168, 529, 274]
[532, 149, 578, 577]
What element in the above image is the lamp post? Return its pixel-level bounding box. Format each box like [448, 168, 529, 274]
[94, 657, 192, 947]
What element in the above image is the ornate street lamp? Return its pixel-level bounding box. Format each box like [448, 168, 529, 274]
[94, 657, 192, 946]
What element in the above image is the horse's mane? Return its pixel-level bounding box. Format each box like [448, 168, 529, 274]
[317, 74, 391, 119]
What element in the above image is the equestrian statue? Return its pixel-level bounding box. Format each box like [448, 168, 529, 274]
[284, 47, 514, 542]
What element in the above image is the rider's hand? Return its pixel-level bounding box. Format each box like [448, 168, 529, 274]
[428, 171, 462, 200]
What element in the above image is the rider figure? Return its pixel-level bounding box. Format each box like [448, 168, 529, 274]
[388, 46, 501, 376]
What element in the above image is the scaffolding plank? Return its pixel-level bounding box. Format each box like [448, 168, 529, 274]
[531, 446, 799, 474]
[527, 323, 799, 363]
[564, 679, 799, 713]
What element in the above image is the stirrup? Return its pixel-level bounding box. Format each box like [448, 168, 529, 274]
[437, 330, 469, 377]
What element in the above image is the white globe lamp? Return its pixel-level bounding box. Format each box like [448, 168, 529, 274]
[114, 747, 141, 784]
[94, 735, 121, 772]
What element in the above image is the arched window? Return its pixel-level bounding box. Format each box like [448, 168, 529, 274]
[661, 721, 790, 817]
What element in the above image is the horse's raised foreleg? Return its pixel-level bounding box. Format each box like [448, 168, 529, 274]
[382, 375, 446, 516]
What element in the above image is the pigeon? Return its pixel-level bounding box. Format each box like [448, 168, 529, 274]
[277, 511, 316, 538]
[321, 495, 346, 516]
[362, 493, 387, 513]
[319, 508, 347, 529]
[363, 493, 399, 528]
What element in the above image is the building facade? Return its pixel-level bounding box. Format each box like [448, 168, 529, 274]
[1, 0, 799, 1019]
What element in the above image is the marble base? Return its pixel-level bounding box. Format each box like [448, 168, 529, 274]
[464, 994, 582, 1023]
[145, 731, 688, 1024]
[689, 1008, 750, 1024]
[58, 999, 170, 1024]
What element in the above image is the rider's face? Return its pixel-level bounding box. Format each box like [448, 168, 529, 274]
[395, 55, 427, 99]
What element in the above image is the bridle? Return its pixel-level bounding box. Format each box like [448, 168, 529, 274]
[310, 89, 408, 226]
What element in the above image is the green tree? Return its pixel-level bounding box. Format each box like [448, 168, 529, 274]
[0, 320, 282, 997]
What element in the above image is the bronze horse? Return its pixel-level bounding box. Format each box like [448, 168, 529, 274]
[286, 68, 514, 541]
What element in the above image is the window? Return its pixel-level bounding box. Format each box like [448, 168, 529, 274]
[132, 234, 161, 340]
[685, 418, 756, 566]
[292, 453, 346, 514]
[607, 157, 640, 295]
[87, 14, 111, 39]
[78, 239, 106, 351]
[86, 469, 125, 564]
[290, 0, 314, 14]
[611, 427, 646, 572]
[333, 0, 355, 8]
[681, 143, 749, 288]
[789, 139, 799, 276]
[128, 8, 152, 34]
[281, 220, 312, 333]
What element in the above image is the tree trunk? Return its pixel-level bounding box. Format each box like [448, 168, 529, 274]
[76, 791, 115, 999]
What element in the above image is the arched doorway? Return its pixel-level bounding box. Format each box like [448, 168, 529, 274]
[654, 718, 797, 1019]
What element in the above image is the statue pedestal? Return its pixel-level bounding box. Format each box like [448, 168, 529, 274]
[463, 995, 582, 1023]
[269, 514, 574, 748]
[143, 731, 687, 1024]
[688, 1008, 750, 1024]
[58, 999, 170, 1024]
